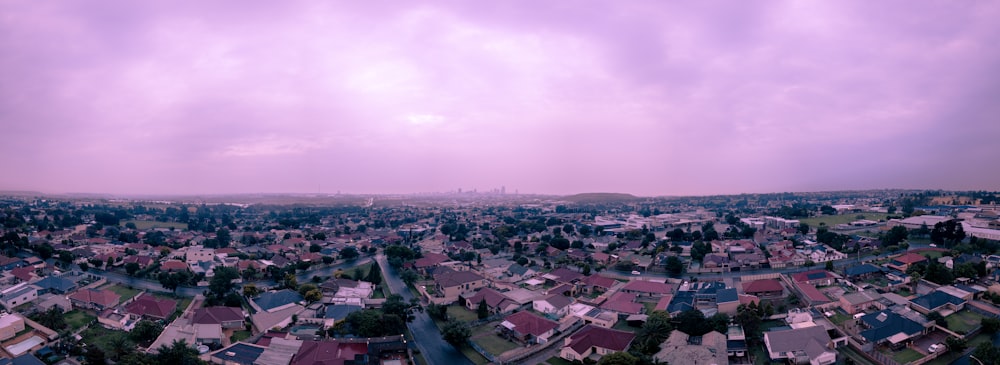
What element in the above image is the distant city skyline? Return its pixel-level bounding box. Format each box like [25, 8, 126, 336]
[2, 1, 999, 196]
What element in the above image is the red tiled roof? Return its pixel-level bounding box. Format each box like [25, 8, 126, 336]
[292, 340, 368, 365]
[742, 279, 783, 294]
[192, 307, 244, 324]
[894, 252, 928, 265]
[565, 325, 635, 354]
[125, 293, 177, 319]
[739, 294, 760, 306]
[794, 282, 830, 303]
[413, 253, 449, 268]
[547, 268, 584, 283]
[69, 289, 121, 307]
[582, 275, 617, 289]
[10, 267, 35, 282]
[434, 269, 484, 288]
[503, 311, 558, 337]
[600, 292, 643, 314]
[791, 270, 833, 283]
[621, 280, 673, 294]
[466, 288, 511, 309]
[161, 260, 189, 271]
[654, 295, 673, 311]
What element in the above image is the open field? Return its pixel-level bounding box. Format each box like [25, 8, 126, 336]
[799, 213, 892, 228]
[122, 220, 188, 230]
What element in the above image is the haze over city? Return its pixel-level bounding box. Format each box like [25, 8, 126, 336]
[2, 1, 999, 196]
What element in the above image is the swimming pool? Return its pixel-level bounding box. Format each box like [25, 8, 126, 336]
[289, 324, 322, 336]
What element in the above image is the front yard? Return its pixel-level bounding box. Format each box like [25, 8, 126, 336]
[447, 305, 480, 323]
[885, 348, 923, 364]
[230, 330, 252, 343]
[100, 284, 141, 304]
[65, 310, 96, 331]
[945, 310, 987, 334]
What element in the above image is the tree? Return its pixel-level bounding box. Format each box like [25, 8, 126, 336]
[79, 262, 89, 272]
[798, 222, 810, 235]
[322, 255, 334, 264]
[400, 269, 419, 286]
[243, 283, 260, 298]
[582, 264, 591, 276]
[216, 228, 231, 248]
[675, 309, 711, 336]
[665, 256, 684, 275]
[597, 351, 638, 365]
[125, 262, 140, 276]
[635, 310, 672, 354]
[884, 226, 909, 246]
[441, 320, 471, 346]
[820, 205, 837, 215]
[283, 273, 298, 290]
[209, 267, 240, 298]
[304, 289, 322, 303]
[104, 333, 135, 361]
[426, 303, 448, 320]
[366, 262, 382, 285]
[31, 307, 66, 331]
[153, 339, 202, 365]
[983, 317, 1000, 334]
[339, 247, 359, 260]
[84, 346, 106, 365]
[708, 313, 731, 334]
[825, 260, 835, 271]
[130, 320, 164, 347]
[946, 336, 968, 353]
[477, 299, 489, 319]
[973, 342, 1000, 365]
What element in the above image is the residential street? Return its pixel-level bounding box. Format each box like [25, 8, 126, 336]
[376, 254, 474, 365]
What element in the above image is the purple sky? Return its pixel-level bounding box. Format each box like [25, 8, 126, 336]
[2, 1, 999, 196]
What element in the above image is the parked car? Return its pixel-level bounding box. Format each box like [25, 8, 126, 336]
[928, 343, 944, 353]
[631, 270, 641, 275]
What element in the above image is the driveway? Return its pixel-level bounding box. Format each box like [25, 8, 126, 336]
[377, 254, 473, 365]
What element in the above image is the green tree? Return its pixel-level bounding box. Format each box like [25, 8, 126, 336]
[946, 336, 968, 353]
[84, 346, 106, 365]
[243, 283, 260, 298]
[972, 342, 1000, 365]
[209, 267, 240, 298]
[983, 317, 1000, 334]
[441, 320, 471, 346]
[477, 299, 489, 319]
[104, 333, 135, 361]
[798, 222, 810, 235]
[125, 262, 140, 276]
[366, 262, 383, 285]
[400, 269, 419, 286]
[31, 307, 67, 331]
[153, 339, 203, 365]
[339, 247, 359, 260]
[825, 260, 834, 271]
[665, 256, 684, 275]
[597, 351, 638, 365]
[635, 310, 672, 354]
[283, 273, 298, 290]
[675, 309, 711, 336]
[130, 320, 164, 347]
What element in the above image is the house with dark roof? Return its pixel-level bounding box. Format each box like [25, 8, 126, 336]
[125, 293, 178, 320]
[251, 290, 304, 313]
[499, 311, 559, 344]
[580, 275, 616, 294]
[412, 252, 450, 275]
[532, 294, 574, 317]
[791, 270, 836, 286]
[322, 304, 361, 326]
[559, 325, 635, 362]
[909, 290, 966, 315]
[845, 264, 883, 280]
[33, 276, 77, 294]
[858, 307, 932, 347]
[741, 279, 783, 297]
[0, 353, 46, 365]
[505, 264, 536, 282]
[463, 288, 520, 315]
[542, 268, 584, 285]
[601, 292, 644, 316]
[192, 307, 245, 328]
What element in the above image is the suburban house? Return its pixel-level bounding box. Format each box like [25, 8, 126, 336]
[251, 290, 304, 313]
[0, 313, 26, 341]
[887, 253, 928, 272]
[498, 311, 559, 344]
[619, 280, 674, 297]
[559, 325, 635, 362]
[412, 253, 450, 275]
[125, 294, 178, 320]
[653, 330, 728, 365]
[0, 283, 40, 310]
[763, 325, 837, 365]
[33, 276, 77, 295]
[98, 308, 136, 331]
[433, 269, 487, 301]
[579, 275, 616, 295]
[741, 279, 783, 298]
[68, 288, 121, 310]
[463, 288, 520, 315]
[909, 291, 966, 315]
[845, 264, 883, 280]
[839, 291, 883, 315]
[504, 264, 536, 282]
[532, 295, 574, 317]
[791, 270, 836, 286]
[858, 307, 932, 349]
[192, 307, 245, 329]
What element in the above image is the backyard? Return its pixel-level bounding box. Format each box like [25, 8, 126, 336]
[945, 310, 987, 334]
[470, 333, 519, 358]
[447, 305, 480, 323]
[79, 325, 127, 353]
[100, 284, 141, 304]
[64, 310, 96, 331]
[230, 330, 252, 343]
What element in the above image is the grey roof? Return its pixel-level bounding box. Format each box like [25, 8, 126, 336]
[764, 326, 832, 359]
[716, 288, 738, 303]
[324, 304, 362, 321]
[255, 290, 304, 311]
[508, 263, 530, 276]
[0, 354, 46, 365]
[34, 276, 76, 292]
[211, 343, 266, 365]
[845, 264, 882, 277]
[842, 291, 882, 306]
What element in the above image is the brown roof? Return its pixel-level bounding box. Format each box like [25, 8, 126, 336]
[192, 306, 244, 324]
[161, 260, 189, 271]
[291, 340, 368, 365]
[547, 268, 583, 283]
[582, 275, 617, 289]
[466, 288, 512, 309]
[621, 280, 674, 294]
[434, 269, 485, 288]
[894, 252, 928, 265]
[742, 279, 783, 294]
[413, 253, 449, 268]
[565, 325, 636, 354]
[124, 293, 177, 319]
[69, 289, 121, 307]
[503, 311, 558, 337]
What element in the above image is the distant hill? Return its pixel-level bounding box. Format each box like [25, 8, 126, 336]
[562, 192, 639, 203]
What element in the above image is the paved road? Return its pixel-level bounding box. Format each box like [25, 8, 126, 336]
[92, 256, 373, 296]
[376, 254, 474, 365]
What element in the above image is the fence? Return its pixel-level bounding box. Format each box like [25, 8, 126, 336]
[467, 340, 499, 364]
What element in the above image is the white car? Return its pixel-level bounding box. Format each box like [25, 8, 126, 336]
[928, 343, 944, 353]
[631, 270, 641, 275]
[929, 243, 937, 247]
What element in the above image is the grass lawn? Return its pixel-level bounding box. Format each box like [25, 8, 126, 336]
[122, 220, 188, 230]
[829, 312, 851, 325]
[643, 302, 657, 314]
[100, 284, 142, 303]
[546, 356, 575, 365]
[894, 288, 912, 297]
[64, 310, 96, 331]
[470, 323, 496, 338]
[471, 333, 519, 356]
[891, 348, 924, 363]
[459, 344, 489, 365]
[80, 326, 126, 352]
[799, 213, 891, 228]
[448, 306, 480, 323]
[230, 330, 252, 343]
[946, 311, 986, 334]
[372, 286, 386, 299]
[913, 249, 945, 260]
[838, 346, 878, 365]
[612, 320, 640, 333]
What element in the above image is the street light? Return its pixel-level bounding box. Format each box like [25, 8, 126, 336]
[970, 355, 985, 365]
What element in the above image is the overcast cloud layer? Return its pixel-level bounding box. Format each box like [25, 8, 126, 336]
[2, 1, 999, 196]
